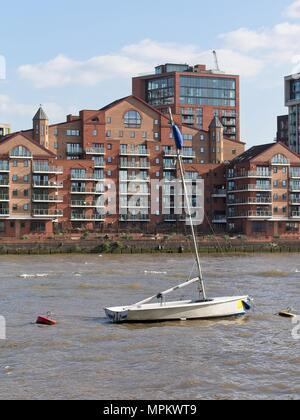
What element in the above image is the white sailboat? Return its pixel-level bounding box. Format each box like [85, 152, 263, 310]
[104, 110, 252, 323]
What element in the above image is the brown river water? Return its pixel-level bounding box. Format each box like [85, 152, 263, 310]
[0, 253, 299, 400]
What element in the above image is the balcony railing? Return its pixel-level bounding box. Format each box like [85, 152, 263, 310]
[85, 147, 105, 155]
[164, 149, 196, 158]
[119, 161, 150, 169]
[71, 201, 105, 208]
[290, 198, 300, 205]
[291, 212, 300, 218]
[228, 198, 272, 205]
[228, 184, 272, 192]
[290, 170, 300, 179]
[71, 214, 105, 221]
[227, 171, 271, 179]
[120, 176, 150, 183]
[119, 148, 149, 157]
[32, 209, 63, 217]
[163, 162, 177, 170]
[290, 184, 300, 192]
[33, 181, 63, 188]
[32, 195, 64, 203]
[93, 159, 106, 168]
[0, 164, 9, 172]
[212, 189, 227, 197]
[0, 179, 9, 187]
[212, 215, 227, 223]
[71, 188, 104, 194]
[33, 165, 64, 174]
[0, 209, 9, 216]
[0, 194, 9, 201]
[119, 214, 150, 222]
[71, 174, 104, 181]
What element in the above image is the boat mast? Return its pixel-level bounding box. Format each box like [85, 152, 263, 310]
[168, 108, 207, 301]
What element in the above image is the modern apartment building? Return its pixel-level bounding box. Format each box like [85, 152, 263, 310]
[0, 123, 10, 139]
[284, 73, 300, 153]
[0, 96, 244, 238]
[132, 63, 240, 142]
[276, 115, 289, 146]
[227, 142, 300, 237]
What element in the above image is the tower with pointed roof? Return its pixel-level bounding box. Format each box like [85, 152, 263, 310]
[33, 106, 49, 148]
[209, 116, 224, 163]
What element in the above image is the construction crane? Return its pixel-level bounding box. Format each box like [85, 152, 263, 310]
[213, 50, 221, 72]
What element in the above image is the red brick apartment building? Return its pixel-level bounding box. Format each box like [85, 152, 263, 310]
[0, 95, 244, 238]
[132, 63, 240, 142]
[1, 73, 300, 239]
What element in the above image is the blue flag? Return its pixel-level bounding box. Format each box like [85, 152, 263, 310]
[172, 123, 184, 150]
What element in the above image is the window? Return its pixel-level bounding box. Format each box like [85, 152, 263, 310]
[274, 194, 278, 200]
[154, 119, 159, 125]
[106, 130, 111, 138]
[92, 130, 98, 136]
[156, 158, 160, 164]
[232, 149, 237, 155]
[154, 133, 160, 140]
[200, 147, 205, 153]
[12, 175, 18, 182]
[23, 204, 29, 211]
[107, 170, 112, 177]
[107, 144, 112, 150]
[13, 189, 18, 197]
[24, 175, 29, 182]
[0, 221, 5, 233]
[156, 172, 160, 177]
[119, 131, 124, 138]
[10, 146, 32, 158]
[54, 128, 58, 136]
[183, 134, 193, 141]
[66, 130, 80, 136]
[30, 221, 46, 232]
[282, 180, 287, 188]
[24, 160, 29, 167]
[67, 144, 82, 155]
[107, 117, 112, 124]
[142, 132, 147, 139]
[13, 160, 18, 167]
[124, 110, 142, 128]
[272, 154, 289, 164]
[286, 222, 298, 232]
[54, 142, 58, 149]
[13, 204, 18, 211]
[24, 190, 29, 197]
[200, 160, 205, 164]
[273, 167, 278, 173]
[274, 180, 278, 187]
[107, 157, 112, 163]
[130, 132, 135, 139]
[200, 135, 205, 141]
[155, 146, 160, 151]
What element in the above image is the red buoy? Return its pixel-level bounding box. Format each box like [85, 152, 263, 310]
[36, 315, 57, 326]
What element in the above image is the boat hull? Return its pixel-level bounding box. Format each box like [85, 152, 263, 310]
[105, 296, 251, 323]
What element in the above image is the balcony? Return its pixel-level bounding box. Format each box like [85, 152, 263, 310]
[290, 171, 300, 179]
[119, 161, 150, 169]
[71, 188, 104, 195]
[228, 198, 272, 206]
[71, 214, 105, 222]
[290, 185, 300, 192]
[32, 195, 64, 203]
[0, 194, 9, 202]
[248, 211, 273, 218]
[0, 164, 9, 172]
[119, 214, 150, 222]
[0, 179, 9, 187]
[164, 148, 196, 159]
[181, 117, 195, 124]
[0, 209, 9, 217]
[85, 147, 105, 155]
[229, 184, 272, 193]
[93, 159, 106, 168]
[119, 148, 149, 157]
[71, 174, 104, 181]
[33, 181, 64, 189]
[227, 171, 272, 180]
[120, 176, 150, 183]
[32, 209, 64, 218]
[290, 198, 300, 205]
[163, 162, 177, 170]
[212, 188, 227, 198]
[291, 211, 300, 218]
[212, 215, 227, 224]
[33, 165, 63, 174]
[119, 190, 150, 196]
[71, 200, 105, 208]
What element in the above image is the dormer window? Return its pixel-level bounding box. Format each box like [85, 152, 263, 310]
[271, 154, 289, 165]
[10, 146, 32, 158]
[124, 110, 141, 128]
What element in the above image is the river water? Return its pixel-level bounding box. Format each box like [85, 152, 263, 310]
[0, 253, 299, 400]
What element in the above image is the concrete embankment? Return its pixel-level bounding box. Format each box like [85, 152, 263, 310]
[0, 238, 300, 255]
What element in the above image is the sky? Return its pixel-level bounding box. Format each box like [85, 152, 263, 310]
[1, 0, 300, 147]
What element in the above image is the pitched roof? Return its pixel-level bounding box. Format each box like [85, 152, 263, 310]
[33, 107, 48, 121]
[0, 132, 56, 157]
[230, 143, 274, 165]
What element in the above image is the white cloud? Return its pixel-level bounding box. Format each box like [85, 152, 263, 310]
[285, 0, 300, 18]
[18, 39, 265, 88]
[0, 95, 65, 121]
